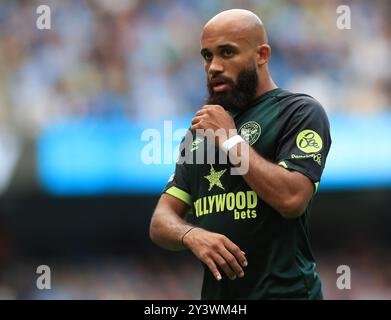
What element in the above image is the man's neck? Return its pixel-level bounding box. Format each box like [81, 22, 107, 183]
[256, 69, 278, 97]
[256, 80, 278, 97]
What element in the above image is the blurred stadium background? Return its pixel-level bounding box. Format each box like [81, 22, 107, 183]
[0, 0, 391, 299]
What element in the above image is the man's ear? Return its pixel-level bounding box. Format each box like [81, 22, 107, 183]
[256, 44, 271, 66]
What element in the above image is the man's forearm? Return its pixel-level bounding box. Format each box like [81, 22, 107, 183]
[229, 141, 311, 217]
[150, 205, 194, 251]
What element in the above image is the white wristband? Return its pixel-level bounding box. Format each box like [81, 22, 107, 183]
[221, 135, 245, 153]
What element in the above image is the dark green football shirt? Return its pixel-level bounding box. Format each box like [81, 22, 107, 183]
[163, 88, 331, 300]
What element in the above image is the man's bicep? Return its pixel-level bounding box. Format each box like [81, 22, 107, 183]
[278, 160, 320, 194]
[157, 193, 190, 219]
[288, 170, 315, 200]
[164, 185, 192, 206]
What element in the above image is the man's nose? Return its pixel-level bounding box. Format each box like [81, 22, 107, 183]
[208, 58, 224, 77]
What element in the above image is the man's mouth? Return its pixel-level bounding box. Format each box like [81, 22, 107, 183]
[210, 79, 230, 93]
[213, 83, 229, 92]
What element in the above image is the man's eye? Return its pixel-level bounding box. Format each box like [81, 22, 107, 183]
[222, 49, 233, 57]
[203, 52, 212, 61]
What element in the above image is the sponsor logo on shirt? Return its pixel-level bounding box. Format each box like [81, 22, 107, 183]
[290, 153, 322, 166]
[238, 121, 261, 146]
[193, 191, 258, 221]
[296, 129, 323, 153]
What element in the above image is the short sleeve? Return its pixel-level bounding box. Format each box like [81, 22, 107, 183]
[276, 98, 331, 191]
[162, 134, 193, 206]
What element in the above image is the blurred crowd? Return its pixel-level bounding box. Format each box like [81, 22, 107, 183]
[1, 248, 391, 300]
[0, 0, 390, 137]
[0, 252, 203, 299]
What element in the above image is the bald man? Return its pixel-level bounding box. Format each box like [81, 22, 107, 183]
[150, 9, 331, 299]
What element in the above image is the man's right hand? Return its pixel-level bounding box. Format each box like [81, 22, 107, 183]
[182, 227, 248, 281]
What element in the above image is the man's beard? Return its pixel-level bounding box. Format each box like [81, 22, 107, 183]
[206, 66, 258, 111]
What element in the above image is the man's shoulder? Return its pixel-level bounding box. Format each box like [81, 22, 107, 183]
[275, 89, 328, 120]
[275, 89, 321, 107]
